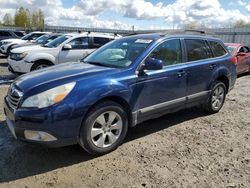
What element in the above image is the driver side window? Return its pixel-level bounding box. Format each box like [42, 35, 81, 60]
[68, 37, 89, 49]
[148, 39, 182, 67]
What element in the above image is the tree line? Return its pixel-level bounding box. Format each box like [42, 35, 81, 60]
[0, 7, 44, 30]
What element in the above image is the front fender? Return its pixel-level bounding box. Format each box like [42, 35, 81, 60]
[25, 53, 56, 64]
[72, 78, 133, 124]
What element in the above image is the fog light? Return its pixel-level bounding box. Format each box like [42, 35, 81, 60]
[24, 130, 57, 141]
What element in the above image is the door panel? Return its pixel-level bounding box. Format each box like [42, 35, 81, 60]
[59, 37, 92, 63]
[184, 39, 214, 104]
[134, 39, 187, 120]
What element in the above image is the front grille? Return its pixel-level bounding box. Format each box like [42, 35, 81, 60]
[7, 85, 23, 109]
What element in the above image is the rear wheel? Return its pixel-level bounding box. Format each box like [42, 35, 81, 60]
[79, 100, 128, 155]
[204, 81, 226, 113]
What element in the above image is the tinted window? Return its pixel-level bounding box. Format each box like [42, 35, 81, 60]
[185, 39, 212, 61]
[93, 37, 111, 48]
[14, 31, 24, 37]
[148, 39, 182, 66]
[0, 31, 11, 36]
[68, 37, 89, 49]
[209, 41, 227, 57]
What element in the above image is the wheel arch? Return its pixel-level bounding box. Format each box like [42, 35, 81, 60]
[80, 95, 133, 131]
[215, 75, 229, 93]
[31, 59, 54, 71]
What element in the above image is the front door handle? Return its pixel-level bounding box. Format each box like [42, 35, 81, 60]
[177, 70, 186, 78]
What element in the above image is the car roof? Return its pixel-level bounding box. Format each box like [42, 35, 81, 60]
[123, 33, 222, 42]
[224, 43, 241, 47]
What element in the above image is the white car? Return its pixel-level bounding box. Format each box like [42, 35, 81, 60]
[8, 32, 121, 73]
[0, 31, 49, 55]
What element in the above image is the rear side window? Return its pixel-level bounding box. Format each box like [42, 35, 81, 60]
[93, 37, 111, 48]
[209, 41, 227, 57]
[0, 31, 12, 36]
[185, 39, 212, 61]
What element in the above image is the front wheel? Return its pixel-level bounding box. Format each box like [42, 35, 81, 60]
[204, 81, 226, 113]
[79, 101, 128, 155]
[31, 62, 51, 71]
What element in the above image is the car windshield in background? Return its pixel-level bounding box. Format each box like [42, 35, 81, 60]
[14, 31, 24, 37]
[226, 46, 237, 55]
[21, 33, 33, 40]
[35, 34, 50, 44]
[44, 35, 69, 48]
[44, 35, 61, 44]
[84, 38, 153, 68]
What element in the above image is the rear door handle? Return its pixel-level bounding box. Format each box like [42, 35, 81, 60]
[210, 64, 217, 70]
[177, 70, 186, 78]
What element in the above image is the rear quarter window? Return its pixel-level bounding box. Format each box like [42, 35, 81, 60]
[209, 41, 227, 57]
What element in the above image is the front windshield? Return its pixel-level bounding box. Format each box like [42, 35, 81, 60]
[35, 34, 50, 44]
[84, 38, 153, 68]
[21, 33, 32, 40]
[226, 46, 237, 55]
[44, 35, 70, 48]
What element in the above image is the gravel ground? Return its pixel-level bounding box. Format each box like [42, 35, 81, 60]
[0, 56, 250, 188]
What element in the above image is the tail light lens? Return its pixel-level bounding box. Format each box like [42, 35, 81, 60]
[231, 56, 237, 65]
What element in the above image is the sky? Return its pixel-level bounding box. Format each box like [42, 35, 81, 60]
[0, 0, 250, 30]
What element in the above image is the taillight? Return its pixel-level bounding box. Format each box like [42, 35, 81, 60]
[231, 56, 237, 65]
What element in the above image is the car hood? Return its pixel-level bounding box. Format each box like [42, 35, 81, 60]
[13, 42, 36, 47]
[14, 62, 117, 93]
[2, 38, 25, 43]
[11, 45, 49, 53]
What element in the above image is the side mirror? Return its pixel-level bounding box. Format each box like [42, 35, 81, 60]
[237, 52, 246, 56]
[143, 57, 163, 71]
[62, 44, 72, 50]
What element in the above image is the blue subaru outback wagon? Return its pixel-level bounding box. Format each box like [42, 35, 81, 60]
[4, 33, 237, 155]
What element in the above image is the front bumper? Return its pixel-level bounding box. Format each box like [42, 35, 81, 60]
[3, 97, 79, 147]
[8, 57, 33, 73]
[0, 45, 7, 54]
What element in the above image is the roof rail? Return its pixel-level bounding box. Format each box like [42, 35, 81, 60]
[160, 29, 215, 36]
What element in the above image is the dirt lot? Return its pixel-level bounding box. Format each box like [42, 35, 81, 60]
[0, 56, 250, 188]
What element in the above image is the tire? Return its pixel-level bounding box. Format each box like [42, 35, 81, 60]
[31, 61, 51, 71]
[204, 81, 226, 114]
[79, 100, 128, 155]
[6, 45, 14, 56]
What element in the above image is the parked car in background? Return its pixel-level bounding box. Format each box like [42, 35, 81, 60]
[225, 43, 250, 75]
[3, 34, 237, 155]
[10, 33, 62, 50]
[0, 30, 25, 41]
[0, 31, 49, 55]
[8, 32, 121, 73]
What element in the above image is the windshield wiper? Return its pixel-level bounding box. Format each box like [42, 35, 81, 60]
[87, 61, 112, 67]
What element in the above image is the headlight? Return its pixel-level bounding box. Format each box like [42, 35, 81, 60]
[3, 41, 11, 45]
[11, 52, 27, 61]
[21, 82, 76, 108]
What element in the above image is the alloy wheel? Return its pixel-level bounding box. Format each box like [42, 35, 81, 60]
[91, 111, 123, 148]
